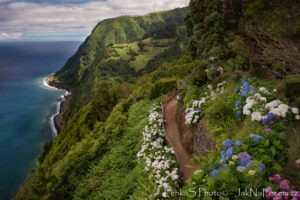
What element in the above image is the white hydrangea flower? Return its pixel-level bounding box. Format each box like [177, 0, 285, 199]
[265, 100, 282, 109]
[291, 107, 299, 115]
[278, 104, 289, 117]
[207, 84, 213, 90]
[251, 112, 262, 121]
[259, 87, 270, 94]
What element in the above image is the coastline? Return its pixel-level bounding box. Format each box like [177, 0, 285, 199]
[43, 77, 71, 137]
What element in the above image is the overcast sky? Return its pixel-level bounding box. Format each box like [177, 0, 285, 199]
[0, 0, 189, 41]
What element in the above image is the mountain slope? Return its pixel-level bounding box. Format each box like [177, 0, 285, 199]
[53, 7, 189, 88]
[49, 7, 189, 122]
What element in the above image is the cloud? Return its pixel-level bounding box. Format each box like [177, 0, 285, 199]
[0, 32, 22, 40]
[0, 0, 189, 41]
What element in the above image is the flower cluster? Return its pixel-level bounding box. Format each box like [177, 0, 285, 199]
[185, 98, 206, 125]
[265, 174, 300, 200]
[206, 135, 266, 179]
[185, 81, 227, 125]
[208, 80, 226, 100]
[137, 106, 180, 198]
[234, 80, 300, 122]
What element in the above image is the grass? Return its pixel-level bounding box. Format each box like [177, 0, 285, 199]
[104, 38, 176, 71]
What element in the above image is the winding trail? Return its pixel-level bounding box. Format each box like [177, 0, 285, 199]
[164, 98, 196, 183]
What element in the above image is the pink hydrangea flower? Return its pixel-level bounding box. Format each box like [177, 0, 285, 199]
[273, 195, 282, 200]
[296, 159, 300, 164]
[290, 190, 300, 199]
[273, 174, 281, 181]
[279, 179, 290, 191]
[264, 187, 274, 199]
[281, 191, 289, 200]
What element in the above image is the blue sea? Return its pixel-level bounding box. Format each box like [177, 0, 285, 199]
[0, 42, 80, 200]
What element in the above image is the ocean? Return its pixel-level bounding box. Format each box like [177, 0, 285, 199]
[0, 42, 80, 200]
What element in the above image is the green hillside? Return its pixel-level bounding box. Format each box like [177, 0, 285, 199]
[49, 7, 188, 121]
[53, 7, 188, 87]
[16, 1, 300, 199]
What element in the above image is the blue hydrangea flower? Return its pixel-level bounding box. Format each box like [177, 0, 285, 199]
[220, 164, 229, 170]
[197, 108, 202, 112]
[240, 87, 249, 96]
[234, 87, 239, 93]
[237, 110, 242, 116]
[262, 118, 268, 124]
[279, 132, 286, 137]
[220, 150, 226, 162]
[234, 140, 243, 147]
[235, 101, 242, 107]
[236, 166, 247, 172]
[258, 163, 265, 172]
[249, 86, 255, 94]
[237, 152, 252, 166]
[267, 113, 275, 120]
[250, 134, 264, 142]
[222, 139, 233, 147]
[226, 147, 234, 159]
[210, 169, 220, 178]
[241, 80, 248, 86]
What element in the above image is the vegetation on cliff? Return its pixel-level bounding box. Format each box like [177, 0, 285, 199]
[16, 0, 300, 199]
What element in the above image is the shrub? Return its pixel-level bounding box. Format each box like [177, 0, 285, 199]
[284, 77, 300, 102]
[149, 78, 177, 99]
[205, 83, 238, 138]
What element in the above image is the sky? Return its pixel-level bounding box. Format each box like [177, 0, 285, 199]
[0, 0, 189, 41]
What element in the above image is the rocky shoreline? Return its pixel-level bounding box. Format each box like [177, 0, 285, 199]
[43, 77, 71, 136]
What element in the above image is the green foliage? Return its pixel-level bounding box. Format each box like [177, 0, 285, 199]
[185, 0, 244, 59]
[181, 131, 288, 199]
[190, 64, 209, 86]
[284, 77, 300, 103]
[145, 23, 177, 39]
[205, 83, 239, 139]
[38, 140, 53, 163]
[72, 99, 156, 200]
[87, 81, 119, 128]
[246, 0, 300, 39]
[224, 55, 245, 72]
[150, 78, 177, 99]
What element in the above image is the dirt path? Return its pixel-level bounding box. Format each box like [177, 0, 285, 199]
[164, 98, 196, 183]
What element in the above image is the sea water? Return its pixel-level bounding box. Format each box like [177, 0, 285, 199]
[0, 42, 80, 200]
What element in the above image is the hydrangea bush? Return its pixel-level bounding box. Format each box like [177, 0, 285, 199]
[234, 79, 300, 123]
[181, 130, 288, 199]
[137, 106, 181, 198]
[265, 174, 300, 200]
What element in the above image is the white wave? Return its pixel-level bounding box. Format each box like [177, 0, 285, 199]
[43, 77, 60, 91]
[49, 101, 61, 137]
[43, 76, 71, 138]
